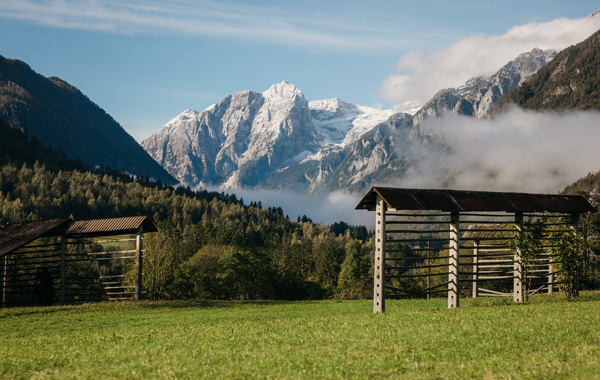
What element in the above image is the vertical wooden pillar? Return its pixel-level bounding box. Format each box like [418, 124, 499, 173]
[448, 211, 460, 309]
[472, 239, 479, 298]
[135, 226, 144, 301]
[547, 262, 554, 294]
[61, 236, 67, 305]
[373, 196, 386, 313]
[572, 213, 580, 297]
[2, 254, 7, 307]
[513, 212, 523, 303]
[426, 242, 431, 300]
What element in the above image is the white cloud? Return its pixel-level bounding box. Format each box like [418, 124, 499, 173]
[0, 0, 411, 51]
[198, 186, 367, 226]
[379, 15, 600, 105]
[398, 108, 600, 194]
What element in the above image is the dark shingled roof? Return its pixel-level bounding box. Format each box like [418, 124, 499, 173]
[356, 187, 596, 213]
[0, 219, 71, 257]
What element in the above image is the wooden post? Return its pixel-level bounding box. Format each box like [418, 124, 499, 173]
[61, 236, 67, 305]
[547, 262, 554, 294]
[513, 212, 523, 303]
[2, 254, 7, 307]
[373, 196, 386, 313]
[448, 211, 460, 309]
[472, 239, 479, 298]
[135, 226, 144, 301]
[572, 213, 580, 297]
[427, 241, 430, 300]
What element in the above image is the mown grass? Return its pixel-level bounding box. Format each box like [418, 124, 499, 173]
[1, 292, 600, 379]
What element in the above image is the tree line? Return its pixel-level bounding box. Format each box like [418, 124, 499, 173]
[0, 161, 374, 301]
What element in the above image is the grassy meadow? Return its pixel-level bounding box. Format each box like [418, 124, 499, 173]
[1, 292, 600, 379]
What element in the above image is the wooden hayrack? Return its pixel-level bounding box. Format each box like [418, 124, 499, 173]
[0, 216, 156, 307]
[356, 187, 595, 312]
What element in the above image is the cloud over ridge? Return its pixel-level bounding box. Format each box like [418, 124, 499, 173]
[379, 15, 600, 105]
[398, 107, 600, 194]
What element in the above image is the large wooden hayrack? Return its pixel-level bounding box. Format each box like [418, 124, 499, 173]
[0, 216, 156, 307]
[356, 187, 595, 313]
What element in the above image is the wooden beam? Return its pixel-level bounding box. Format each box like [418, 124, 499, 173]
[135, 226, 144, 301]
[572, 213, 580, 297]
[61, 236, 67, 305]
[513, 212, 523, 303]
[427, 242, 431, 300]
[472, 240, 479, 298]
[547, 262, 554, 294]
[448, 211, 459, 309]
[373, 196, 386, 313]
[2, 254, 7, 307]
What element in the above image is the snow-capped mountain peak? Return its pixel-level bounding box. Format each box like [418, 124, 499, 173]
[141, 82, 408, 190]
[142, 82, 322, 188]
[263, 81, 304, 101]
[142, 43, 556, 194]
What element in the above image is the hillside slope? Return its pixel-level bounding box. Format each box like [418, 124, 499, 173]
[486, 30, 600, 199]
[0, 56, 175, 183]
[493, 29, 600, 112]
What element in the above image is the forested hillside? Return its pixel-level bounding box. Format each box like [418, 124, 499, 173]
[484, 29, 600, 202]
[563, 170, 600, 204]
[0, 56, 175, 183]
[493, 29, 600, 112]
[0, 160, 373, 301]
[0, 116, 89, 172]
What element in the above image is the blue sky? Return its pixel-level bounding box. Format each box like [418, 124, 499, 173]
[1, 0, 599, 142]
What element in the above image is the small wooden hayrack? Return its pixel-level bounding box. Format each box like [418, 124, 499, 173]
[0, 216, 156, 307]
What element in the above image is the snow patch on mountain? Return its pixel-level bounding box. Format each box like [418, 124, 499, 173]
[143, 82, 407, 190]
[143, 45, 556, 194]
[309, 98, 400, 147]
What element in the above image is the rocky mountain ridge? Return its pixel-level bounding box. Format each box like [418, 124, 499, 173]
[493, 29, 600, 113]
[141, 81, 411, 190]
[142, 47, 560, 194]
[407, 48, 557, 132]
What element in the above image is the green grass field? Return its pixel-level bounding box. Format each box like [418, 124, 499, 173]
[1, 293, 600, 379]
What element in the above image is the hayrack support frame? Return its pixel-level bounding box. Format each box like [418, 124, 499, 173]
[356, 187, 595, 313]
[373, 196, 386, 313]
[0, 216, 156, 307]
[448, 211, 459, 309]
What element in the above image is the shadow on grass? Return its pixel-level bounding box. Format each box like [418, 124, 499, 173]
[0, 299, 325, 318]
[134, 299, 315, 311]
[460, 290, 600, 308]
[3, 291, 600, 318]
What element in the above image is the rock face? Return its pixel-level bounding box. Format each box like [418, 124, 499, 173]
[409, 48, 557, 130]
[287, 48, 558, 193]
[492, 29, 600, 113]
[142, 82, 322, 187]
[266, 111, 413, 193]
[142, 82, 411, 190]
[143, 48, 557, 194]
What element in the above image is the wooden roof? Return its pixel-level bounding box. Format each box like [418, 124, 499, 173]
[356, 187, 596, 213]
[0, 216, 156, 257]
[65, 216, 157, 237]
[0, 219, 71, 257]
